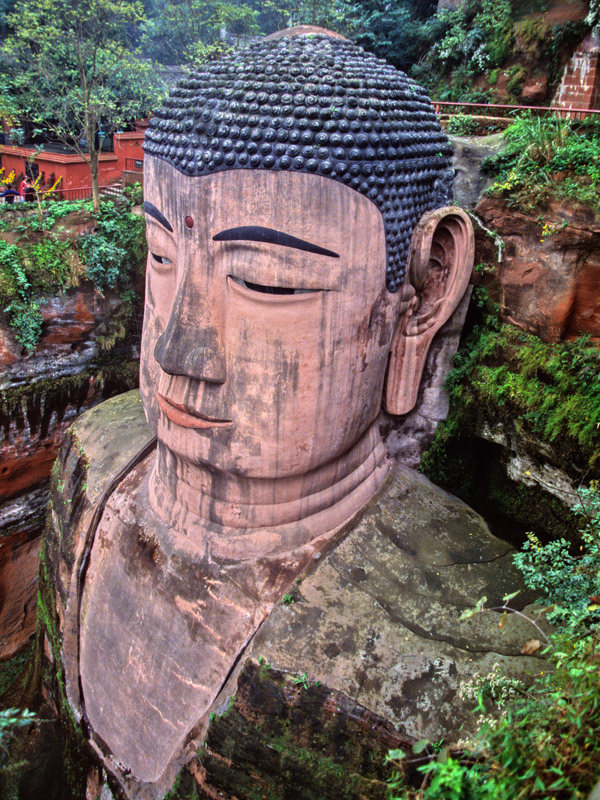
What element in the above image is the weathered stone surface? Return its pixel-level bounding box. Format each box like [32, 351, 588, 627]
[42, 395, 546, 799]
[475, 196, 600, 341]
[0, 526, 40, 659]
[0, 284, 141, 389]
[521, 74, 548, 104]
[244, 467, 544, 745]
[450, 133, 504, 209]
[0, 485, 49, 659]
[198, 660, 409, 800]
[45, 390, 155, 616]
[476, 420, 582, 508]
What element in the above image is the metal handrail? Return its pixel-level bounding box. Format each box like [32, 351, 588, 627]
[433, 101, 600, 120]
[42, 185, 123, 201]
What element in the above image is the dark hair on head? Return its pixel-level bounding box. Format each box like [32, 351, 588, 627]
[144, 32, 453, 291]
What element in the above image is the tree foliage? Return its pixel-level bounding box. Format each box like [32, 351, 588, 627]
[139, 0, 354, 65]
[140, 0, 261, 64]
[1, 0, 165, 210]
[348, 0, 441, 73]
[588, 0, 600, 38]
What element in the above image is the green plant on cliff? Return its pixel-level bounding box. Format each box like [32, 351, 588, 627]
[0, 197, 146, 352]
[589, 0, 600, 37]
[483, 114, 600, 213]
[81, 199, 146, 292]
[420, 287, 600, 543]
[0, 709, 36, 762]
[388, 484, 600, 800]
[446, 114, 478, 136]
[422, 296, 600, 487]
[0, 707, 38, 796]
[406, 0, 514, 99]
[0, 239, 43, 352]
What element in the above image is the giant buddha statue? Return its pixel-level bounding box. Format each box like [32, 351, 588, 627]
[42, 28, 544, 800]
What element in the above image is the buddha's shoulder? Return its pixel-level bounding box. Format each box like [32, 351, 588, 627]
[349, 464, 512, 563]
[45, 390, 154, 616]
[247, 466, 540, 743]
[64, 389, 154, 504]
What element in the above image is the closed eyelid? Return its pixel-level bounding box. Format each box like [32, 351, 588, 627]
[213, 226, 339, 258]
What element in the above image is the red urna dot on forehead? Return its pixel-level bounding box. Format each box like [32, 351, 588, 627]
[185, 215, 194, 229]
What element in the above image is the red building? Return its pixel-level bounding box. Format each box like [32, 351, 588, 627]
[0, 121, 146, 198]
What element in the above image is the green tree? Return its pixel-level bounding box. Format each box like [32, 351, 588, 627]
[0, 0, 16, 38]
[2, 0, 165, 210]
[349, 0, 440, 72]
[257, 0, 354, 34]
[141, 0, 259, 65]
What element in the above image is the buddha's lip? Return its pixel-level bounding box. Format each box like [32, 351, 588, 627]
[156, 391, 233, 429]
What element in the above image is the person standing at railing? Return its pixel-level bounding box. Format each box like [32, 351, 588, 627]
[0, 184, 21, 204]
[23, 180, 35, 202]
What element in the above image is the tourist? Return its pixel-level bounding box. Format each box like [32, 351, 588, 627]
[0, 184, 21, 204]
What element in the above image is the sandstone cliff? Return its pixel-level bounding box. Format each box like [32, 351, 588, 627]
[0, 282, 142, 660]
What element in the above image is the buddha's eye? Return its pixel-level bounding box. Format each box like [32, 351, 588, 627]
[152, 253, 172, 266]
[231, 276, 316, 295]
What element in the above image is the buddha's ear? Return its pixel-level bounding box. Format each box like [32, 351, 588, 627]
[384, 207, 474, 416]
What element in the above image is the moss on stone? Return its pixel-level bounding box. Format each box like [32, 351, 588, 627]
[421, 294, 599, 541]
[0, 360, 139, 441]
[36, 535, 91, 800]
[0, 641, 35, 707]
[193, 661, 392, 800]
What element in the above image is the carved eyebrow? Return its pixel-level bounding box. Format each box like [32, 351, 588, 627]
[212, 226, 339, 258]
[143, 201, 173, 233]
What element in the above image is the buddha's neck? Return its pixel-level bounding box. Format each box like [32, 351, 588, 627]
[148, 419, 391, 553]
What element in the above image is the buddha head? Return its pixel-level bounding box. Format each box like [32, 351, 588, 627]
[140, 30, 473, 499]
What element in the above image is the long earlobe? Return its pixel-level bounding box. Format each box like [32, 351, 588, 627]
[384, 207, 474, 416]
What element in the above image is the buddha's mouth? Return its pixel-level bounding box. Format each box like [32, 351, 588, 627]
[156, 391, 233, 429]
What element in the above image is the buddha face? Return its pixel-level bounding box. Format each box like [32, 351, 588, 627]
[140, 159, 409, 479]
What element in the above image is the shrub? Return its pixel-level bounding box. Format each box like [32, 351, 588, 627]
[0, 197, 146, 352]
[447, 114, 478, 135]
[81, 234, 128, 291]
[387, 484, 600, 800]
[0, 708, 37, 768]
[81, 200, 145, 291]
[23, 239, 77, 293]
[423, 304, 600, 478]
[122, 182, 143, 206]
[483, 114, 600, 212]
[3, 298, 43, 353]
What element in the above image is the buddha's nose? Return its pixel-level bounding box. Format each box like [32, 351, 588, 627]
[153, 279, 226, 384]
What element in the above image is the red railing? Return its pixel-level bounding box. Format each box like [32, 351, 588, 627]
[433, 101, 600, 121]
[125, 157, 144, 171]
[45, 184, 123, 201]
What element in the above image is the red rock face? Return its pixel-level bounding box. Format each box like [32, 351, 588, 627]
[1, 411, 87, 503]
[567, 260, 600, 338]
[0, 530, 40, 659]
[521, 75, 549, 104]
[0, 282, 143, 660]
[475, 197, 600, 342]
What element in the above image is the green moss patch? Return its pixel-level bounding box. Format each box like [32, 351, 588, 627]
[421, 295, 600, 539]
[0, 198, 146, 352]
